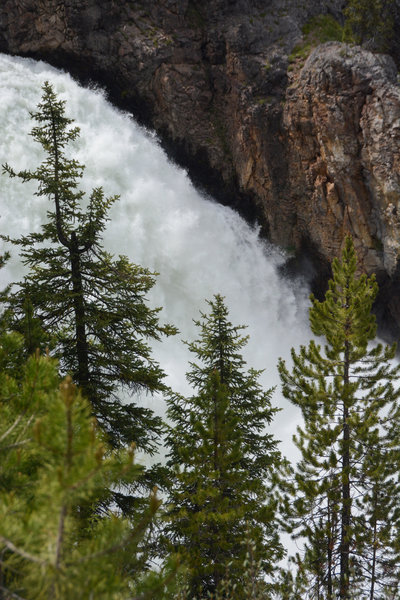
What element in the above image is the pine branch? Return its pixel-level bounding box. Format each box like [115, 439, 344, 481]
[0, 585, 28, 600]
[0, 537, 45, 565]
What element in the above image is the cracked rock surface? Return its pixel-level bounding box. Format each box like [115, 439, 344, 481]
[2, 1, 400, 335]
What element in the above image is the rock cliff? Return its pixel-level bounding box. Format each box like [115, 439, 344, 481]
[1, 0, 400, 335]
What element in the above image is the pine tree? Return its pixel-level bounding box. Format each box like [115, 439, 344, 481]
[2, 82, 176, 458]
[278, 236, 400, 599]
[0, 339, 167, 600]
[343, 0, 395, 50]
[164, 295, 286, 598]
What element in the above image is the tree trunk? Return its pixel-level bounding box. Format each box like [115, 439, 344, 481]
[69, 233, 90, 399]
[340, 337, 351, 599]
[212, 382, 222, 594]
[327, 495, 333, 600]
[370, 492, 377, 600]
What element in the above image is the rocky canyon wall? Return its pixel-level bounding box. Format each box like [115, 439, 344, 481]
[1, 0, 400, 335]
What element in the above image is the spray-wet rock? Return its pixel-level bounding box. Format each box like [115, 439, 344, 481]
[1, 1, 400, 336]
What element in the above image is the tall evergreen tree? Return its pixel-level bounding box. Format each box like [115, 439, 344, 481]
[164, 295, 286, 598]
[279, 237, 400, 599]
[0, 339, 166, 600]
[2, 82, 176, 457]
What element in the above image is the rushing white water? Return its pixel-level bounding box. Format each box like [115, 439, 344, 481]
[0, 53, 311, 461]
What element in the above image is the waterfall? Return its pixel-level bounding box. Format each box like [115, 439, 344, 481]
[0, 53, 311, 461]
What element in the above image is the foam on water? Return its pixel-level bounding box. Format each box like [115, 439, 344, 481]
[0, 53, 311, 460]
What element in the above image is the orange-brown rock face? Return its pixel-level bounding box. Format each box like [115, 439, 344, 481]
[283, 43, 400, 280]
[1, 1, 400, 334]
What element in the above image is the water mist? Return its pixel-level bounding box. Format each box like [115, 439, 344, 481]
[0, 53, 311, 462]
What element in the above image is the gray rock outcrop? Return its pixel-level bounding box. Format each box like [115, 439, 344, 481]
[2, 1, 400, 335]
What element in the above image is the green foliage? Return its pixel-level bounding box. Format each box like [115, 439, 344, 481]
[279, 237, 400, 598]
[167, 538, 271, 600]
[289, 15, 343, 63]
[343, 0, 395, 50]
[1, 82, 177, 458]
[164, 295, 286, 598]
[275, 556, 308, 600]
[302, 14, 344, 43]
[0, 343, 163, 599]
